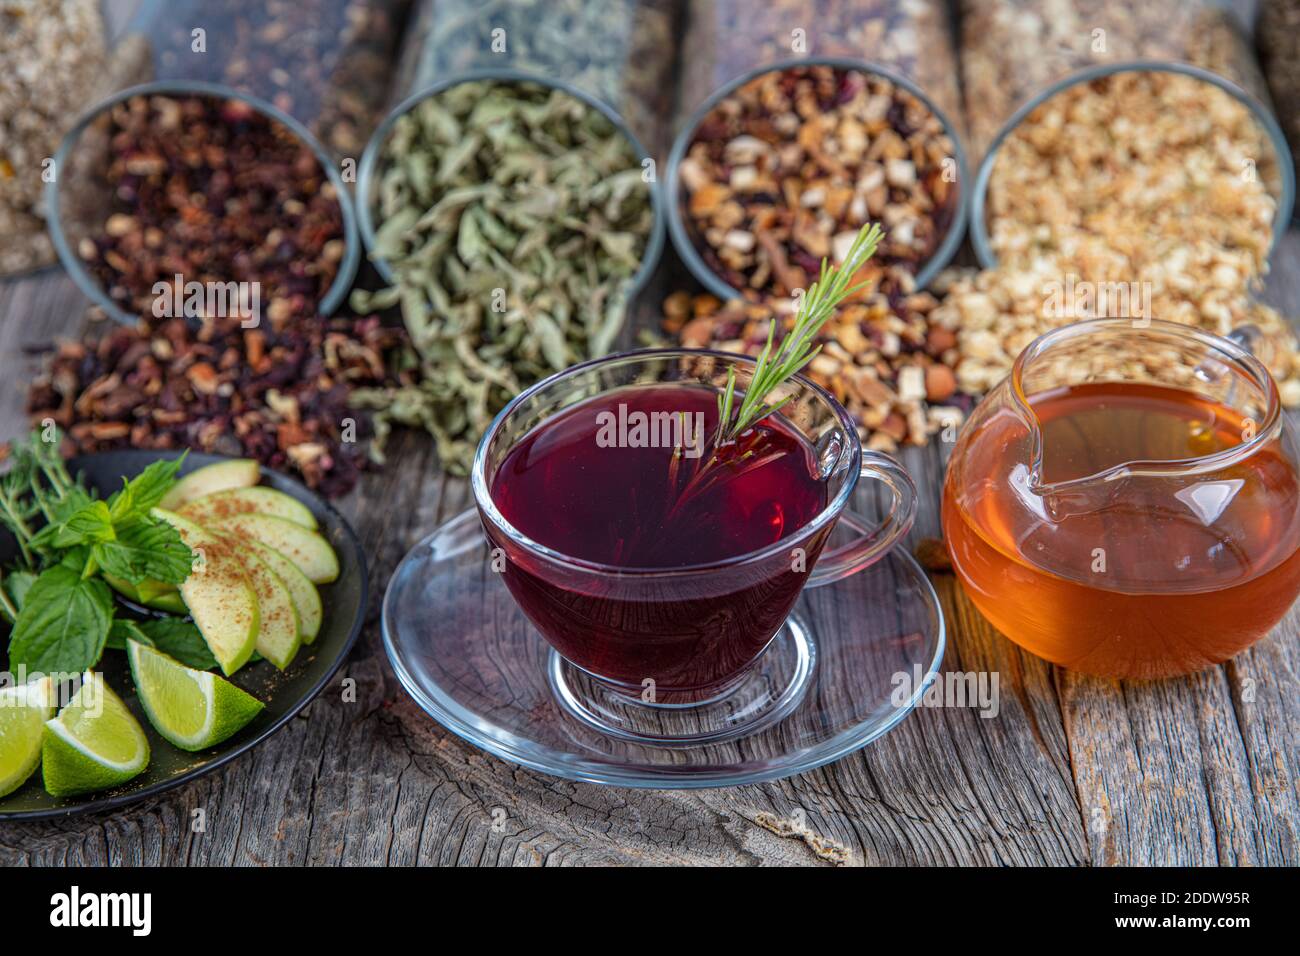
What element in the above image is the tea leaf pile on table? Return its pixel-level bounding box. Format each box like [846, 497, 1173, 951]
[27, 314, 407, 499]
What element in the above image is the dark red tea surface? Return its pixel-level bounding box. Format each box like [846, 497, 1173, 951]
[491, 384, 827, 569]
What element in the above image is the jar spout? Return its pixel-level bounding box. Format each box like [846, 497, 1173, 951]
[1021, 454, 1131, 522]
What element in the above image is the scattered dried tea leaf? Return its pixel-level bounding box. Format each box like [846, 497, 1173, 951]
[930, 264, 1300, 406]
[27, 314, 407, 498]
[913, 538, 952, 573]
[662, 287, 968, 453]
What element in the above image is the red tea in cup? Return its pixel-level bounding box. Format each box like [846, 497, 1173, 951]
[488, 383, 828, 691]
[473, 349, 918, 702]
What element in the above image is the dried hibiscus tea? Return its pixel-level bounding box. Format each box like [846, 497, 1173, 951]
[28, 313, 408, 498]
[65, 93, 347, 326]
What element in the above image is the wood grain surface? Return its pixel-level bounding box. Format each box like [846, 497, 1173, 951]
[0, 0, 1295, 867]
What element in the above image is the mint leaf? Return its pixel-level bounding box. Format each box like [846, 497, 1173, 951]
[57, 545, 93, 574]
[40, 499, 115, 550]
[93, 519, 193, 586]
[137, 618, 218, 671]
[44, 484, 94, 525]
[108, 456, 186, 525]
[63, 500, 115, 540]
[7, 565, 113, 674]
[107, 615, 216, 673]
[106, 618, 151, 651]
[106, 482, 137, 526]
[3, 569, 36, 610]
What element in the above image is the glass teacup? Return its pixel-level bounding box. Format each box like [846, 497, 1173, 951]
[472, 348, 918, 703]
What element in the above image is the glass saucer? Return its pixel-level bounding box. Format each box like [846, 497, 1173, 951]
[382, 510, 945, 788]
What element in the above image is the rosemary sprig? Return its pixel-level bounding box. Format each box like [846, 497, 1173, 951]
[714, 221, 885, 446]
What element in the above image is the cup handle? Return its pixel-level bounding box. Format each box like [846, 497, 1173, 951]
[806, 451, 918, 588]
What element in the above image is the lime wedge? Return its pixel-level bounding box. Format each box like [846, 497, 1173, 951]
[126, 641, 264, 751]
[42, 672, 149, 797]
[0, 677, 55, 798]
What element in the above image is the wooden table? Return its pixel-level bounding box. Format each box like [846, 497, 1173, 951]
[2, 227, 1297, 866]
[1, 0, 1296, 866]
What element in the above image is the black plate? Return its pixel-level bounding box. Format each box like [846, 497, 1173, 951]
[0, 450, 367, 821]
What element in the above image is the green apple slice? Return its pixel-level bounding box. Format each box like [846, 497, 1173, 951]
[103, 574, 189, 615]
[140, 590, 189, 615]
[159, 459, 260, 510]
[152, 509, 260, 675]
[211, 513, 339, 584]
[211, 532, 301, 669]
[247, 540, 322, 644]
[179, 486, 318, 530]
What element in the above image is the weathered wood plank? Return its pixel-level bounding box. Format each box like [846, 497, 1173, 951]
[1055, 607, 1299, 866]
